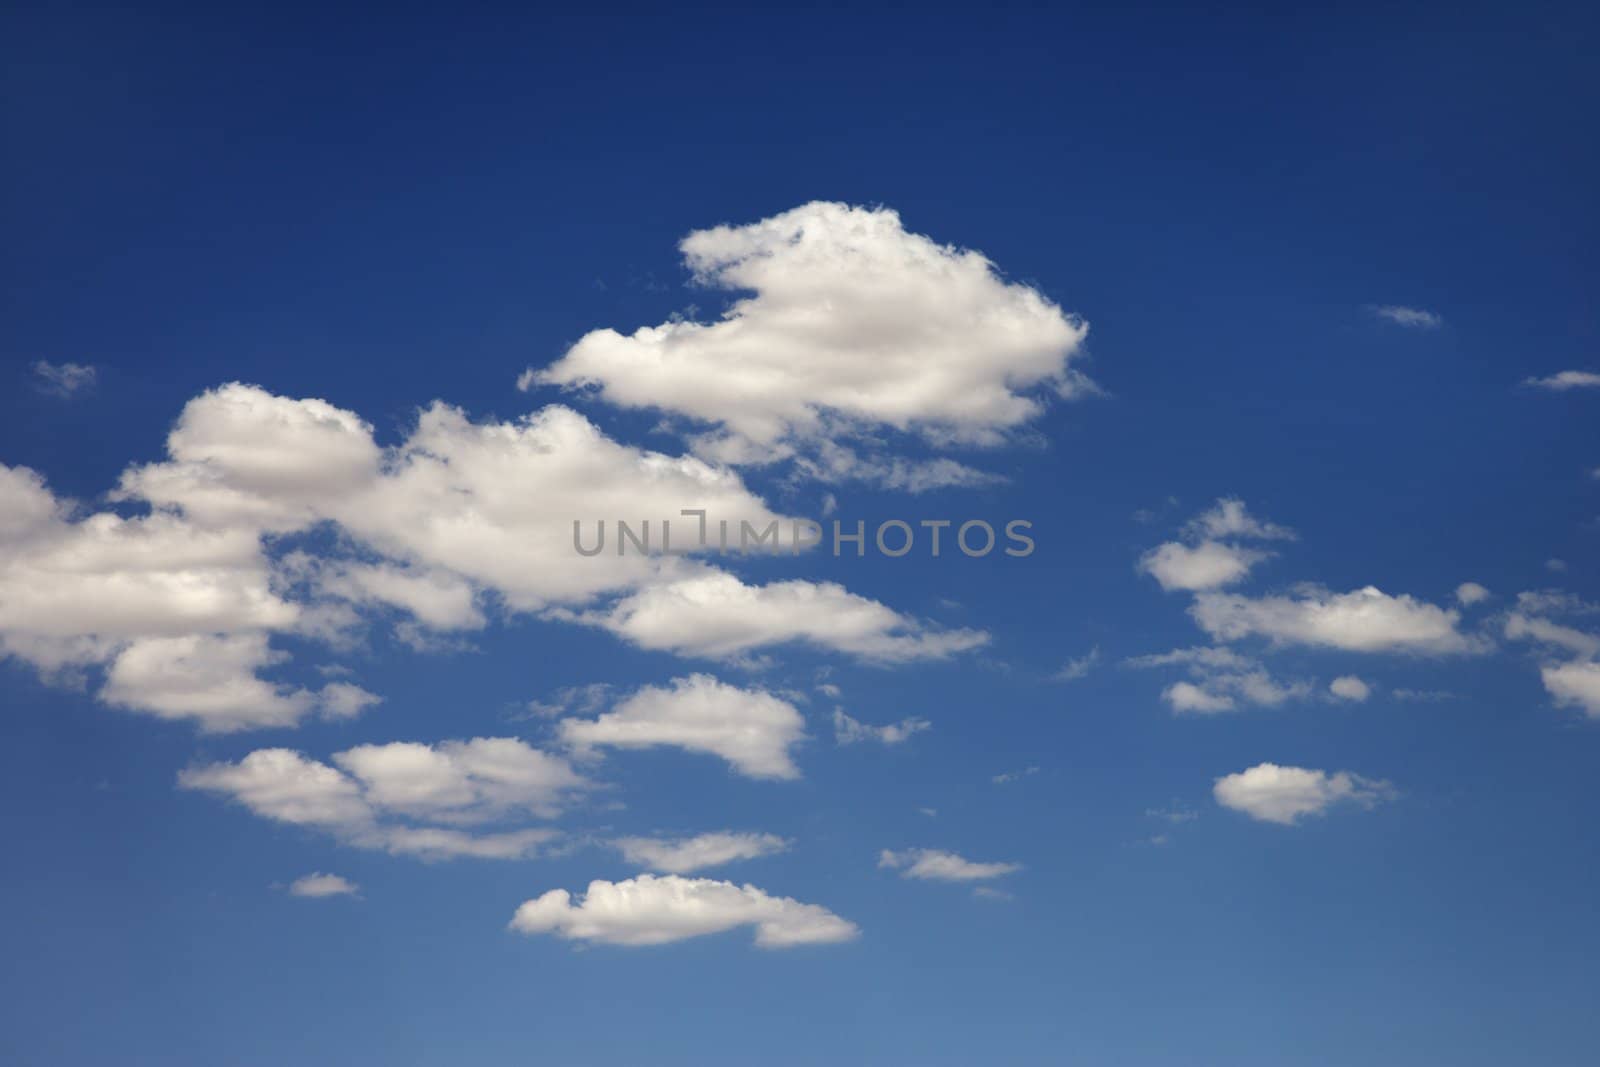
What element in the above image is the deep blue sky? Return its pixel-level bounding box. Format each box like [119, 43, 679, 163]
[2, 4, 1598, 1066]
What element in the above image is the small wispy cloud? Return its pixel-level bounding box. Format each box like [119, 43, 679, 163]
[286, 872, 361, 898]
[1369, 305, 1442, 329]
[32, 360, 98, 397]
[1051, 645, 1100, 681]
[1523, 370, 1600, 391]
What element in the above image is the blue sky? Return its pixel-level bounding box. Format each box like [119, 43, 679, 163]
[2, 4, 1599, 1065]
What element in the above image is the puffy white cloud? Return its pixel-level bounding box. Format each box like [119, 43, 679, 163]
[1523, 370, 1600, 391]
[1455, 582, 1491, 606]
[1213, 763, 1394, 825]
[508, 874, 858, 948]
[528, 202, 1090, 471]
[118, 383, 382, 533]
[558, 674, 806, 780]
[1162, 680, 1237, 713]
[570, 570, 987, 664]
[1140, 540, 1265, 592]
[287, 872, 359, 898]
[179, 748, 373, 830]
[32, 360, 98, 396]
[332, 738, 587, 822]
[1370, 305, 1442, 329]
[1542, 661, 1600, 718]
[100, 634, 316, 732]
[832, 708, 931, 745]
[1191, 586, 1484, 655]
[178, 739, 584, 859]
[1329, 675, 1372, 702]
[613, 832, 789, 874]
[878, 848, 1021, 881]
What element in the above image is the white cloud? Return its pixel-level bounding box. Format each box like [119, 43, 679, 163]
[178, 739, 585, 859]
[5, 382, 961, 729]
[1542, 661, 1600, 718]
[570, 570, 987, 665]
[832, 708, 930, 745]
[287, 872, 360, 898]
[331, 738, 587, 822]
[32, 360, 98, 396]
[1213, 762, 1394, 825]
[613, 832, 790, 874]
[1162, 681, 1237, 713]
[1183, 498, 1295, 542]
[1369, 305, 1442, 329]
[99, 634, 318, 732]
[1329, 675, 1372, 702]
[1140, 540, 1265, 592]
[558, 674, 807, 780]
[1123, 645, 1255, 671]
[527, 202, 1090, 472]
[1505, 614, 1600, 659]
[1523, 370, 1600, 391]
[1051, 645, 1100, 681]
[1455, 582, 1491, 606]
[878, 848, 1021, 881]
[509, 874, 858, 948]
[1191, 586, 1484, 655]
[1161, 670, 1309, 714]
[992, 766, 1039, 785]
[1140, 499, 1291, 592]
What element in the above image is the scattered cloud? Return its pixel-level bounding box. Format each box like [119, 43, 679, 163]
[1213, 762, 1395, 825]
[509, 874, 858, 948]
[1455, 582, 1491, 606]
[613, 832, 790, 874]
[879, 848, 1021, 881]
[31, 360, 98, 397]
[1183, 498, 1296, 542]
[832, 708, 930, 745]
[1051, 645, 1100, 681]
[992, 766, 1039, 785]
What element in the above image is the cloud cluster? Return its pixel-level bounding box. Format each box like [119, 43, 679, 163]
[179, 738, 587, 859]
[2, 378, 983, 730]
[509, 874, 858, 948]
[528, 202, 1090, 481]
[1504, 592, 1600, 717]
[1139, 498, 1290, 592]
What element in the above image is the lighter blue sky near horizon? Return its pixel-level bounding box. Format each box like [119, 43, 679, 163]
[2, 4, 1599, 1066]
